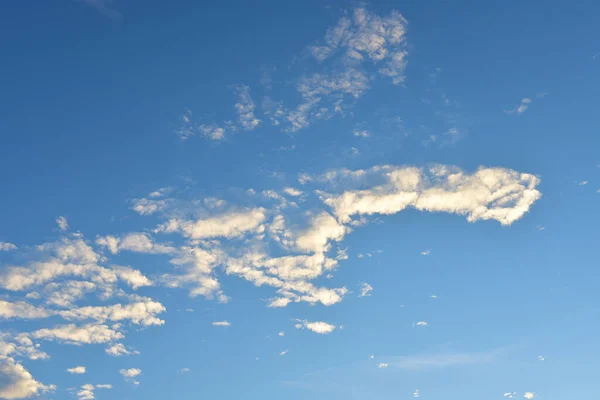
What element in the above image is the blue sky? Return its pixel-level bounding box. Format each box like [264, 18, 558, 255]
[1, 1, 599, 399]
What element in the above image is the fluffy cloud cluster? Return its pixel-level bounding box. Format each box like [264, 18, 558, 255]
[314, 165, 541, 226]
[0, 357, 55, 400]
[0, 163, 541, 398]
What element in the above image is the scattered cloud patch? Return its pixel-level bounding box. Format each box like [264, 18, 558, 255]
[359, 282, 373, 297]
[212, 321, 231, 327]
[377, 363, 388, 368]
[524, 393, 535, 400]
[120, 368, 141, 385]
[505, 98, 532, 114]
[106, 343, 139, 357]
[56, 216, 69, 232]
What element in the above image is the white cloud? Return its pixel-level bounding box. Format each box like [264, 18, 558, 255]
[67, 366, 86, 374]
[0, 333, 49, 361]
[278, 331, 284, 337]
[120, 368, 141, 378]
[413, 388, 420, 398]
[504, 393, 517, 398]
[279, 350, 288, 356]
[234, 85, 260, 130]
[95, 384, 112, 389]
[577, 180, 588, 186]
[0, 242, 17, 251]
[0, 301, 53, 320]
[377, 363, 388, 368]
[180, 368, 190, 373]
[506, 98, 532, 114]
[295, 212, 348, 253]
[420, 249, 431, 256]
[212, 321, 231, 327]
[309, 8, 408, 84]
[318, 165, 541, 226]
[157, 208, 266, 239]
[56, 216, 69, 232]
[353, 129, 369, 138]
[131, 198, 167, 215]
[175, 109, 194, 140]
[295, 320, 336, 334]
[32, 323, 124, 345]
[75, 383, 112, 400]
[198, 123, 226, 141]
[96, 233, 175, 255]
[414, 321, 428, 327]
[120, 368, 141, 385]
[59, 300, 166, 326]
[537, 355, 545, 361]
[105, 343, 139, 357]
[0, 357, 55, 399]
[283, 187, 303, 197]
[359, 282, 373, 297]
[0, 237, 150, 293]
[524, 393, 535, 399]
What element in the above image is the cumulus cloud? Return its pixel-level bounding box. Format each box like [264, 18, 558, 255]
[0, 301, 53, 320]
[295, 320, 336, 334]
[212, 321, 231, 327]
[156, 208, 266, 239]
[413, 389, 420, 398]
[67, 366, 86, 374]
[76, 383, 111, 400]
[120, 368, 141, 385]
[317, 165, 541, 226]
[131, 198, 167, 216]
[295, 212, 348, 253]
[31, 323, 124, 345]
[0, 242, 17, 251]
[377, 363, 388, 368]
[524, 393, 535, 399]
[0, 357, 55, 399]
[58, 300, 166, 326]
[283, 187, 303, 197]
[0, 237, 151, 292]
[96, 233, 175, 255]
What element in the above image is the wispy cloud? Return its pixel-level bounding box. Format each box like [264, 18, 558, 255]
[76, 0, 123, 23]
[359, 282, 373, 297]
[381, 349, 502, 370]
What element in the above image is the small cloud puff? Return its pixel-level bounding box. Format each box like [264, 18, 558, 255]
[67, 366, 86, 374]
